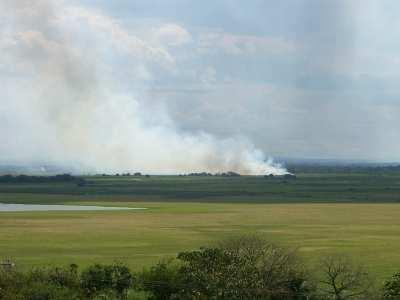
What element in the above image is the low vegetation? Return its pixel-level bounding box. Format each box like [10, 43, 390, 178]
[0, 174, 83, 184]
[1, 168, 399, 202]
[1, 236, 400, 299]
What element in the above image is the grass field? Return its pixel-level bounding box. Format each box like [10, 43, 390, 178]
[0, 170, 400, 280]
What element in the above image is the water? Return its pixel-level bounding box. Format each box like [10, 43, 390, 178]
[0, 203, 146, 212]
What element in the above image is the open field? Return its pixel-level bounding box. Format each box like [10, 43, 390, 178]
[1, 169, 400, 204]
[0, 170, 400, 280]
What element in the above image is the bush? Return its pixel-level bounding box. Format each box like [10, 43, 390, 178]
[175, 235, 314, 300]
[81, 263, 133, 299]
[137, 259, 182, 300]
[18, 282, 80, 300]
[0, 267, 80, 300]
[0, 263, 134, 300]
[111, 264, 134, 298]
[0, 269, 25, 299]
[28, 264, 80, 289]
[383, 272, 400, 299]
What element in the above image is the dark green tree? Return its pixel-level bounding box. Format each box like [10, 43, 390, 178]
[383, 272, 400, 299]
[137, 259, 182, 300]
[80, 263, 133, 299]
[175, 235, 314, 300]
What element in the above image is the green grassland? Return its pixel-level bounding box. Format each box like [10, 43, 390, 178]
[1, 170, 400, 203]
[0, 170, 400, 280]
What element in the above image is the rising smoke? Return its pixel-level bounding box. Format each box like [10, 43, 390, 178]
[0, 0, 288, 175]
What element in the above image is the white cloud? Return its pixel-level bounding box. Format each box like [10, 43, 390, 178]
[153, 23, 192, 47]
[198, 30, 297, 56]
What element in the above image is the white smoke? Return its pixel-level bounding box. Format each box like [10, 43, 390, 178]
[0, 0, 288, 175]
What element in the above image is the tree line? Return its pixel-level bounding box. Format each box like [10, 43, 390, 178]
[1, 235, 400, 299]
[0, 174, 84, 184]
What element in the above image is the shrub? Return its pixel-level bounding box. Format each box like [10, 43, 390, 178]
[18, 282, 80, 300]
[137, 259, 181, 300]
[112, 264, 134, 298]
[383, 272, 400, 299]
[26, 264, 80, 290]
[175, 235, 314, 300]
[0, 268, 80, 300]
[0, 269, 25, 299]
[81, 263, 133, 299]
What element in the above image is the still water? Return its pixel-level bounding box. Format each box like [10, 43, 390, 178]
[0, 203, 146, 212]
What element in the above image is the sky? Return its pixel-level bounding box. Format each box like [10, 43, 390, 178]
[1, 0, 400, 174]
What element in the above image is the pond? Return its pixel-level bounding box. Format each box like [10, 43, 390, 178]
[0, 203, 146, 212]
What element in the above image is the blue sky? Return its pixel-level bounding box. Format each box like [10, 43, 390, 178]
[1, 0, 400, 171]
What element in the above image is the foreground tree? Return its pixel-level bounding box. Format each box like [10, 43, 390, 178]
[318, 255, 374, 300]
[0, 266, 81, 300]
[81, 263, 133, 299]
[383, 272, 400, 299]
[175, 235, 314, 300]
[137, 259, 182, 300]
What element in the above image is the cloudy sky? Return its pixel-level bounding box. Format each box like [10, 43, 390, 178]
[1, 0, 400, 173]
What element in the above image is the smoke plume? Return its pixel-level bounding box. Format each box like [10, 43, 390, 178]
[0, 0, 287, 175]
